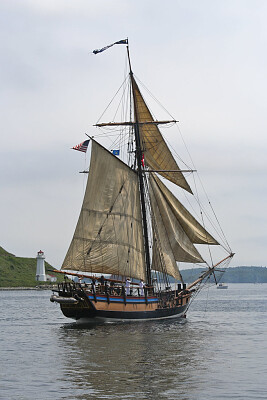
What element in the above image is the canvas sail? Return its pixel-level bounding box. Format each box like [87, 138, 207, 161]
[152, 174, 219, 245]
[131, 75, 192, 194]
[151, 208, 183, 282]
[62, 140, 146, 280]
[150, 174, 205, 280]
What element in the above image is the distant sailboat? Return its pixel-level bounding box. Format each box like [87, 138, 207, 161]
[50, 40, 234, 321]
[217, 283, 228, 289]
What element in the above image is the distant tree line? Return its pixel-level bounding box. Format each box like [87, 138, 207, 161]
[179, 266, 267, 284]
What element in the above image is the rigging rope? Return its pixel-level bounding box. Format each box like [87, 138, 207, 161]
[91, 69, 233, 280]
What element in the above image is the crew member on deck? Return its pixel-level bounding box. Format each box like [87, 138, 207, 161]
[139, 279, 145, 296]
[125, 278, 131, 296]
[109, 280, 115, 295]
[100, 275, 105, 292]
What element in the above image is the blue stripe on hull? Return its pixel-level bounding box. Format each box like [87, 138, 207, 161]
[88, 295, 158, 303]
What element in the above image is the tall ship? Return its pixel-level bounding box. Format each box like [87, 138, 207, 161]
[51, 40, 234, 321]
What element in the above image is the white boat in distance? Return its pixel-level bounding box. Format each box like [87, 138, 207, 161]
[217, 283, 228, 289]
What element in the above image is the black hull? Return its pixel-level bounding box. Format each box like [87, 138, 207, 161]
[60, 303, 188, 321]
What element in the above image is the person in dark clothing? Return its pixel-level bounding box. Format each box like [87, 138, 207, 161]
[100, 275, 105, 292]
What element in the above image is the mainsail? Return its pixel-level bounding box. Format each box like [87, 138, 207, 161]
[131, 76, 192, 193]
[62, 140, 146, 280]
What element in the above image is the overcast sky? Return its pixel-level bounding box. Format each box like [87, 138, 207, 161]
[1, 0, 266, 268]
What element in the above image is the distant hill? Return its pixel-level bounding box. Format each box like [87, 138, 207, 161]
[180, 266, 267, 284]
[0, 246, 62, 287]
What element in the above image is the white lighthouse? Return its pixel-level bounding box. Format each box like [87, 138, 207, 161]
[36, 250, 46, 281]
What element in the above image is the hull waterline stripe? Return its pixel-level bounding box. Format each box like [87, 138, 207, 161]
[88, 295, 159, 303]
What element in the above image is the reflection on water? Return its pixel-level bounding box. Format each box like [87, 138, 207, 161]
[56, 318, 213, 400]
[1, 284, 267, 400]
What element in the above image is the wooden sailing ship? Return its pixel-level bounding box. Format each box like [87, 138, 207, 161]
[51, 40, 234, 321]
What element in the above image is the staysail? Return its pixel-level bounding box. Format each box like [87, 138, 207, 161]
[62, 140, 146, 280]
[152, 174, 219, 245]
[150, 175, 205, 282]
[131, 75, 192, 193]
[149, 172, 221, 280]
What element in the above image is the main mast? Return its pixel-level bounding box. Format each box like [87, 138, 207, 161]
[127, 45, 151, 285]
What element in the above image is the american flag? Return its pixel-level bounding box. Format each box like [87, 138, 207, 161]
[72, 140, 90, 153]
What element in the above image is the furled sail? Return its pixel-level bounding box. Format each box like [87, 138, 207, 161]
[150, 174, 205, 280]
[131, 75, 192, 193]
[62, 140, 146, 280]
[152, 174, 219, 245]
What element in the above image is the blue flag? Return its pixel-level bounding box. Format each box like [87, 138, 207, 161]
[112, 150, 120, 156]
[93, 39, 128, 55]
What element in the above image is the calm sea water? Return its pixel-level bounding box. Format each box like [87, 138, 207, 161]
[0, 284, 266, 400]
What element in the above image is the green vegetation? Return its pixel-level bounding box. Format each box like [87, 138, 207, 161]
[180, 266, 267, 284]
[0, 246, 64, 288]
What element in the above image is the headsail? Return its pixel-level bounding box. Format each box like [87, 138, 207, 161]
[62, 140, 146, 280]
[150, 203, 184, 282]
[131, 76, 193, 194]
[152, 174, 219, 245]
[150, 175, 205, 275]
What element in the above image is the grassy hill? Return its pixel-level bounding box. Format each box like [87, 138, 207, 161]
[0, 246, 63, 287]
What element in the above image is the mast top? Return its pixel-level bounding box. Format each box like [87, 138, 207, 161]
[126, 43, 133, 75]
